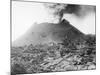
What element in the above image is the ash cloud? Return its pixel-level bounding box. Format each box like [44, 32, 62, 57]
[44, 3, 96, 23]
[44, 3, 67, 23]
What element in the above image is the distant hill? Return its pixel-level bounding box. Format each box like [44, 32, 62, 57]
[12, 19, 85, 47]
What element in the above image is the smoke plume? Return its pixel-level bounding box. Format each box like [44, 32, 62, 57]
[44, 3, 96, 23]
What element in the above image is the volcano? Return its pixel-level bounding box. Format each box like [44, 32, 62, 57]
[12, 19, 85, 47]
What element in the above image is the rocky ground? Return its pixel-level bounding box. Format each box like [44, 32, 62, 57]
[11, 36, 96, 75]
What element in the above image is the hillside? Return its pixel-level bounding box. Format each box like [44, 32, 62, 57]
[12, 19, 84, 47]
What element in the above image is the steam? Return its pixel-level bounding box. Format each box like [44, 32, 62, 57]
[44, 3, 96, 23]
[44, 3, 67, 22]
[72, 5, 96, 18]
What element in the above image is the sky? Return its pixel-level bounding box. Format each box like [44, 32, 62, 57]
[12, 1, 95, 42]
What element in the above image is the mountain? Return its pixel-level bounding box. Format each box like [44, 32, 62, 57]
[12, 19, 85, 47]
